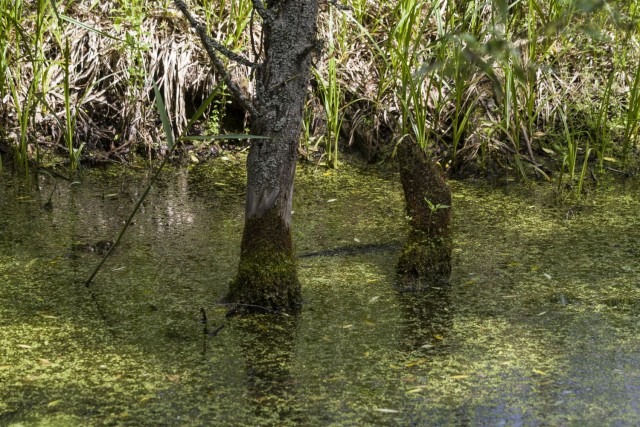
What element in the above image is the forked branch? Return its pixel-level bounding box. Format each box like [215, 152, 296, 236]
[174, 0, 259, 118]
[250, 0, 274, 24]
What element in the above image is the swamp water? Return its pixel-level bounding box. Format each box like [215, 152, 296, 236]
[1, 159, 639, 426]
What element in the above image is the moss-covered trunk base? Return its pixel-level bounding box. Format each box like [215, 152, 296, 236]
[227, 254, 300, 313]
[397, 232, 452, 289]
[396, 138, 452, 289]
[226, 209, 301, 313]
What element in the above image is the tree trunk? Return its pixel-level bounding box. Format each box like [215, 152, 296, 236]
[396, 138, 452, 288]
[226, 0, 319, 312]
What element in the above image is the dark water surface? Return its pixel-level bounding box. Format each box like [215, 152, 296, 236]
[1, 159, 639, 426]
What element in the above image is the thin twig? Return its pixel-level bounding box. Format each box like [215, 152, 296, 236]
[174, 0, 259, 118]
[250, 7, 264, 61]
[85, 151, 173, 286]
[216, 302, 291, 316]
[605, 166, 634, 177]
[250, 0, 274, 23]
[175, 0, 259, 68]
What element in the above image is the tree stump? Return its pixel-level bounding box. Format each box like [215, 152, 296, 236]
[396, 138, 452, 288]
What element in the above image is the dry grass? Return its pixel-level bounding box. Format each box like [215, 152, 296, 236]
[0, 0, 638, 178]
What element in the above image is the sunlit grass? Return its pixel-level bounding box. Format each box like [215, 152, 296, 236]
[0, 0, 638, 177]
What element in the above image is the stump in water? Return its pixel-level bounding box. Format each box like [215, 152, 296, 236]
[396, 139, 452, 287]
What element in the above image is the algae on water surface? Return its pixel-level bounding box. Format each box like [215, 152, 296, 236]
[1, 162, 640, 425]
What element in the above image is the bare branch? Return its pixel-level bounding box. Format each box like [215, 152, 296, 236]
[174, 0, 259, 118]
[174, 0, 259, 68]
[251, 0, 274, 23]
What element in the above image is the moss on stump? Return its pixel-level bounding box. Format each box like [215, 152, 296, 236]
[396, 138, 453, 287]
[397, 233, 452, 280]
[226, 209, 301, 313]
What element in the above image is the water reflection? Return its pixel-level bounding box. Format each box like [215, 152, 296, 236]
[397, 286, 453, 354]
[235, 314, 305, 426]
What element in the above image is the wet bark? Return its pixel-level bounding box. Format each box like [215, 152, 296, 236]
[396, 138, 452, 289]
[226, 0, 319, 312]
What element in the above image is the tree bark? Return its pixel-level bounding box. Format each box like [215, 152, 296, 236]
[226, 0, 319, 312]
[396, 138, 452, 288]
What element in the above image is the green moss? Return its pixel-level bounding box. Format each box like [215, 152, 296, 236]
[397, 233, 452, 287]
[227, 251, 301, 312]
[227, 205, 301, 312]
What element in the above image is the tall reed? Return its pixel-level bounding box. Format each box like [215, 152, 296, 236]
[313, 7, 343, 168]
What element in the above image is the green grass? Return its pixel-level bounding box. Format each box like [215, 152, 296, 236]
[0, 0, 638, 178]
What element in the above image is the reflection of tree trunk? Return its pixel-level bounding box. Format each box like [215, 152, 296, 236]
[226, 1, 319, 311]
[396, 139, 452, 288]
[237, 314, 304, 424]
[397, 287, 452, 353]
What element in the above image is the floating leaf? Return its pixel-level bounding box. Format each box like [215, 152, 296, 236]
[139, 395, 154, 404]
[374, 408, 400, 413]
[166, 374, 181, 382]
[405, 358, 428, 367]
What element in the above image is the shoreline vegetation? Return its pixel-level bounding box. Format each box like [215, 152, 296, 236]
[0, 0, 638, 185]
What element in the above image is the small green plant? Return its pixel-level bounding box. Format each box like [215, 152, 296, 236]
[424, 197, 450, 214]
[424, 197, 450, 227]
[592, 71, 615, 170]
[557, 109, 593, 199]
